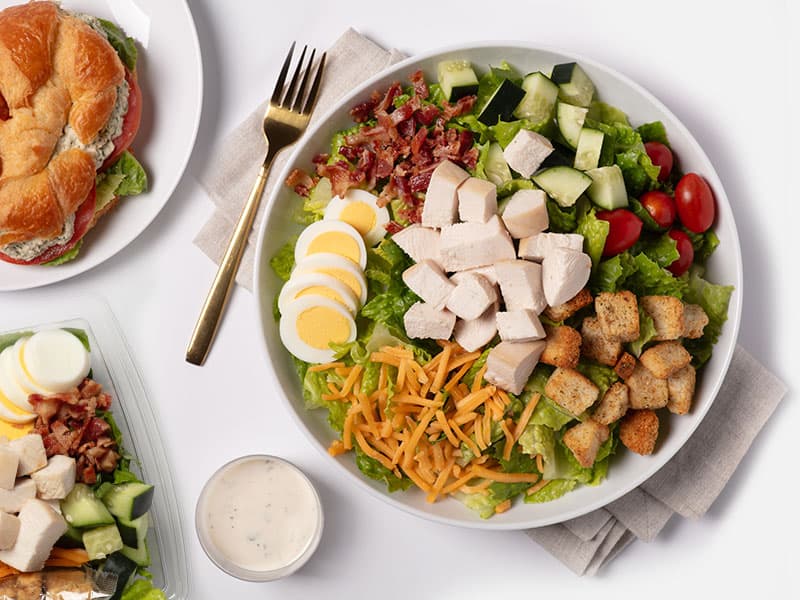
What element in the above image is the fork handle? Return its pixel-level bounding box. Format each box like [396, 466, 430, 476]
[186, 162, 271, 365]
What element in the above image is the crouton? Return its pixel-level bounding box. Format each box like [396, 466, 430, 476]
[614, 352, 636, 380]
[542, 288, 593, 322]
[580, 316, 622, 366]
[619, 409, 659, 455]
[682, 304, 709, 339]
[667, 364, 696, 415]
[540, 325, 582, 369]
[595, 291, 640, 342]
[592, 382, 630, 425]
[627, 362, 669, 409]
[640, 341, 692, 379]
[563, 421, 610, 468]
[641, 295, 684, 340]
[544, 367, 599, 416]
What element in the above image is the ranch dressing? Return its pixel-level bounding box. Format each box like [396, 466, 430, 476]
[197, 456, 322, 578]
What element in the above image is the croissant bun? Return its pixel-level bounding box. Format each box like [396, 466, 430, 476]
[0, 1, 125, 247]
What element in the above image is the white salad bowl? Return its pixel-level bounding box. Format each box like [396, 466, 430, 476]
[253, 42, 743, 530]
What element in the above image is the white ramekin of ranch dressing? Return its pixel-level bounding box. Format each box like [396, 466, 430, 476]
[195, 455, 323, 581]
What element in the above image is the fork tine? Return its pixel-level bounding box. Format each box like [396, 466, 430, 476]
[301, 52, 326, 115]
[281, 44, 307, 107]
[271, 42, 295, 105]
[290, 48, 316, 113]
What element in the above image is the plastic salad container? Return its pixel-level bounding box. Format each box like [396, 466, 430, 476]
[0, 296, 189, 599]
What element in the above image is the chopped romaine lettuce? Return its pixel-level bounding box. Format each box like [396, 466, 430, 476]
[576, 362, 618, 397]
[576, 205, 609, 269]
[637, 121, 670, 146]
[682, 268, 734, 366]
[590, 252, 637, 293]
[496, 178, 537, 199]
[546, 199, 579, 233]
[518, 423, 556, 477]
[586, 101, 630, 126]
[685, 229, 720, 264]
[633, 232, 680, 268]
[629, 196, 665, 232]
[269, 237, 297, 282]
[628, 304, 658, 357]
[524, 479, 577, 503]
[490, 118, 549, 148]
[120, 578, 167, 600]
[354, 447, 412, 492]
[625, 252, 688, 297]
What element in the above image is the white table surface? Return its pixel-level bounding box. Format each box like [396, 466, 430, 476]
[3, 0, 797, 597]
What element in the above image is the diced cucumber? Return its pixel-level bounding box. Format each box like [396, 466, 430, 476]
[437, 60, 479, 101]
[121, 535, 150, 567]
[101, 482, 154, 521]
[478, 78, 526, 125]
[117, 513, 148, 549]
[533, 166, 592, 208]
[101, 552, 138, 600]
[574, 128, 612, 170]
[61, 483, 116, 528]
[540, 145, 574, 169]
[586, 165, 629, 209]
[551, 62, 595, 107]
[57, 524, 85, 549]
[513, 72, 559, 121]
[484, 143, 512, 186]
[556, 102, 589, 149]
[83, 524, 124, 560]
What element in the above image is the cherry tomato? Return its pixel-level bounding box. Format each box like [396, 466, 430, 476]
[667, 229, 694, 276]
[102, 68, 143, 170]
[675, 173, 716, 233]
[596, 209, 643, 257]
[644, 141, 673, 182]
[639, 191, 677, 228]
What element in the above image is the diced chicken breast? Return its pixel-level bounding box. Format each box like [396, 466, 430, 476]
[458, 177, 497, 223]
[502, 130, 554, 178]
[404, 302, 457, 340]
[496, 310, 546, 342]
[0, 479, 36, 514]
[8, 436, 46, 477]
[446, 273, 498, 320]
[391, 225, 442, 266]
[438, 215, 515, 271]
[519, 232, 585, 262]
[501, 189, 549, 239]
[402, 260, 455, 309]
[494, 260, 547, 314]
[0, 499, 67, 572]
[0, 447, 19, 491]
[450, 265, 498, 286]
[454, 303, 498, 352]
[0, 512, 20, 550]
[541, 248, 591, 307]
[30, 456, 76, 501]
[421, 160, 470, 227]
[485, 340, 546, 395]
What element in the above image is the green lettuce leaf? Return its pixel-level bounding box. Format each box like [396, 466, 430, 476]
[628, 304, 657, 357]
[97, 19, 138, 71]
[496, 178, 537, 199]
[354, 447, 412, 493]
[616, 148, 661, 198]
[518, 423, 556, 477]
[586, 101, 630, 126]
[590, 252, 637, 293]
[490, 118, 549, 148]
[458, 445, 536, 518]
[95, 173, 126, 213]
[107, 151, 148, 196]
[637, 121, 670, 146]
[42, 240, 83, 266]
[454, 114, 491, 144]
[463, 348, 491, 388]
[329, 123, 367, 163]
[634, 232, 680, 268]
[120, 578, 167, 600]
[685, 229, 720, 264]
[476, 63, 522, 117]
[629, 197, 664, 232]
[576, 362, 618, 397]
[682, 269, 734, 366]
[576, 205, 609, 269]
[624, 252, 688, 297]
[546, 199, 579, 233]
[269, 238, 297, 282]
[293, 177, 331, 225]
[524, 479, 577, 503]
[524, 366, 576, 430]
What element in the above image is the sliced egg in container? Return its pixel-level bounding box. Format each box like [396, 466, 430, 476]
[278, 272, 360, 316]
[0, 384, 35, 424]
[0, 345, 35, 412]
[292, 253, 368, 307]
[279, 295, 357, 364]
[10, 338, 55, 396]
[324, 189, 390, 247]
[23, 329, 91, 392]
[294, 220, 367, 269]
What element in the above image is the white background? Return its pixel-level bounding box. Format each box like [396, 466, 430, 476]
[3, 0, 797, 597]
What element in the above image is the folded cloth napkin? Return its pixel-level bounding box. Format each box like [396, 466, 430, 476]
[527, 345, 786, 575]
[194, 29, 406, 289]
[194, 31, 787, 575]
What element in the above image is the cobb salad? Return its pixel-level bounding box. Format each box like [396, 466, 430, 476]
[0, 328, 164, 598]
[272, 59, 733, 518]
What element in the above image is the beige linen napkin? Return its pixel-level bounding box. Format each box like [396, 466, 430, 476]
[193, 31, 788, 575]
[194, 29, 406, 289]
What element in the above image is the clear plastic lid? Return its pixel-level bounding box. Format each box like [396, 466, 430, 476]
[0, 295, 189, 599]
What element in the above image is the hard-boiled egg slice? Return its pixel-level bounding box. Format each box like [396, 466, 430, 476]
[292, 253, 368, 306]
[324, 189, 390, 247]
[0, 346, 35, 412]
[11, 338, 55, 396]
[0, 374, 36, 424]
[294, 220, 367, 269]
[278, 272, 359, 316]
[23, 329, 91, 392]
[280, 295, 357, 364]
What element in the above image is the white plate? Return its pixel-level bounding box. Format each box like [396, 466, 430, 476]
[0, 0, 202, 291]
[253, 42, 743, 530]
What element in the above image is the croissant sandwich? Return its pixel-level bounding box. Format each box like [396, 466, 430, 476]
[0, 1, 146, 266]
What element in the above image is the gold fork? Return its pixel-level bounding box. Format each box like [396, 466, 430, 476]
[186, 43, 326, 365]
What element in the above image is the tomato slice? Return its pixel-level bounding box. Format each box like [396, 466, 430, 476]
[101, 68, 143, 171]
[0, 186, 96, 265]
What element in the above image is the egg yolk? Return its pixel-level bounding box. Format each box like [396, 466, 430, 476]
[307, 232, 361, 265]
[296, 306, 352, 349]
[295, 285, 347, 307]
[318, 268, 362, 300]
[0, 390, 31, 417]
[339, 202, 376, 238]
